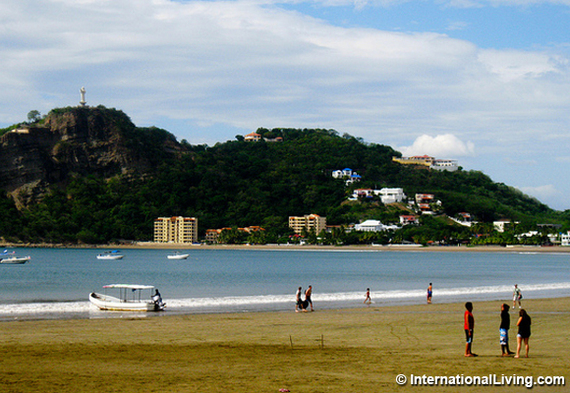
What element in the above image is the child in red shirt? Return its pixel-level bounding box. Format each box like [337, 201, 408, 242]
[464, 302, 477, 357]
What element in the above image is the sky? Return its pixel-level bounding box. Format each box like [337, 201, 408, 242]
[1, 0, 570, 210]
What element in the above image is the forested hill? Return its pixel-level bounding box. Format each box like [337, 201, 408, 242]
[0, 106, 568, 244]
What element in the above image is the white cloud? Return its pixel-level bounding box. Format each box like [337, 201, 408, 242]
[0, 2, 568, 167]
[518, 184, 561, 201]
[1, 0, 568, 149]
[399, 134, 475, 158]
[478, 49, 564, 81]
[0, 0, 569, 209]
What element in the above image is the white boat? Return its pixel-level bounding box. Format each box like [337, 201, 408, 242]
[96, 250, 124, 260]
[167, 252, 189, 260]
[0, 255, 31, 264]
[89, 284, 165, 312]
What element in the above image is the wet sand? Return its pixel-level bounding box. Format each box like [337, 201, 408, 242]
[1, 297, 568, 392]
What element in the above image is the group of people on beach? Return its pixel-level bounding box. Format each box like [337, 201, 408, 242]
[465, 284, 531, 358]
[295, 285, 314, 312]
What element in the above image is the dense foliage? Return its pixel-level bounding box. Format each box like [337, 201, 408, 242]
[1, 117, 568, 245]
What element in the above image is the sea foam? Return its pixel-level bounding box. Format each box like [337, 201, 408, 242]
[1, 282, 569, 319]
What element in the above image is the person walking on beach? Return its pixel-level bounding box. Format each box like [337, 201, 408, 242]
[512, 284, 522, 309]
[364, 288, 371, 304]
[500, 303, 515, 356]
[464, 302, 477, 357]
[427, 283, 433, 304]
[295, 287, 306, 312]
[515, 309, 531, 358]
[305, 285, 314, 311]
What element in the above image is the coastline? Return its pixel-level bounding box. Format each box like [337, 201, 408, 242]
[4, 241, 570, 253]
[1, 297, 568, 392]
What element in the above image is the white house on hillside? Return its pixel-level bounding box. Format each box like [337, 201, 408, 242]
[349, 188, 406, 204]
[332, 168, 361, 185]
[432, 159, 458, 172]
[354, 220, 398, 232]
[377, 188, 406, 204]
[332, 168, 353, 178]
[493, 220, 519, 233]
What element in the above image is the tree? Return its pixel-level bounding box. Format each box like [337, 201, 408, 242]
[27, 110, 41, 123]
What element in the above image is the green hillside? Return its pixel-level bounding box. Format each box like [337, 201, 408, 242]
[1, 107, 568, 245]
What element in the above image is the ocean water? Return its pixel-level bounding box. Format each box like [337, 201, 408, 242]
[0, 247, 569, 320]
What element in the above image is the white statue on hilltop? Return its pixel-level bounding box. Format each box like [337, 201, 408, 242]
[80, 87, 86, 106]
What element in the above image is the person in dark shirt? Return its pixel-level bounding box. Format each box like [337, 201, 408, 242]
[515, 309, 532, 358]
[500, 303, 515, 356]
[305, 285, 313, 311]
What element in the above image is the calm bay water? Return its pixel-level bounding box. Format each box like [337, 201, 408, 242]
[0, 247, 569, 320]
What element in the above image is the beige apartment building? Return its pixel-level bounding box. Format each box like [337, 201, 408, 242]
[154, 216, 198, 243]
[289, 214, 327, 235]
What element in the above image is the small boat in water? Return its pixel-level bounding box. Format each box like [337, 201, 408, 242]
[89, 284, 165, 312]
[167, 251, 190, 260]
[96, 250, 124, 260]
[0, 249, 31, 264]
[0, 255, 31, 264]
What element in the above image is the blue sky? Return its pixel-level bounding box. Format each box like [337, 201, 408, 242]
[286, 1, 569, 50]
[1, 0, 570, 210]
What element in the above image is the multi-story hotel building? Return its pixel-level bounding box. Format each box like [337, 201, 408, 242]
[154, 216, 198, 243]
[288, 214, 327, 235]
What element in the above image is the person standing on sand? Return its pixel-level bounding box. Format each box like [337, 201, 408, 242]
[305, 285, 313, 311]
[513, 284, 522, 309]
[295, 287, 305, 312]
[427, 283, 433, 304]
[500, 303, 515, 356]
[515, 309, 531, 358]
[364, 288, 371, 304]
[464, 302, 477, 357]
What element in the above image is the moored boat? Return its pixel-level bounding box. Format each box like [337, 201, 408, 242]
[0, 255, 31, 264]
[89, 284, 165, 311]
[96, 250, 124, 260]
[167, 252, 189, 260]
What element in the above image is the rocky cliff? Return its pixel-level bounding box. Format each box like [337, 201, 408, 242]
[0, 106, 182, 208]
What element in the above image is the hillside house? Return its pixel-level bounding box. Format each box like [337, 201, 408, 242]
[415, 193, 435, 204]
[432, 159, 458, 172]
[349, 188, 405, 204]
[332, 168, 361, 185]
[393, 155, 458, 172]
[493, 220, 519, 233]
[244, 132, 262, 142]
[354, 220, 398, 232]
[400, 215, 419, 225]
[377, 188, 406, 204]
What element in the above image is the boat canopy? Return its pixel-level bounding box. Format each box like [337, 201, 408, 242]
[103, 284, 155, 290]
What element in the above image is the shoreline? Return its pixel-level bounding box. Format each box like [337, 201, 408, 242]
[1, 296, 568, 392]
[3, 242, 570, 253]
[3, 284, 570, 323]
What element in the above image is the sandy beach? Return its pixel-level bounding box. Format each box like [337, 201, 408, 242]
[6, 242, 570, 254]
[1, 297, 568, 392]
